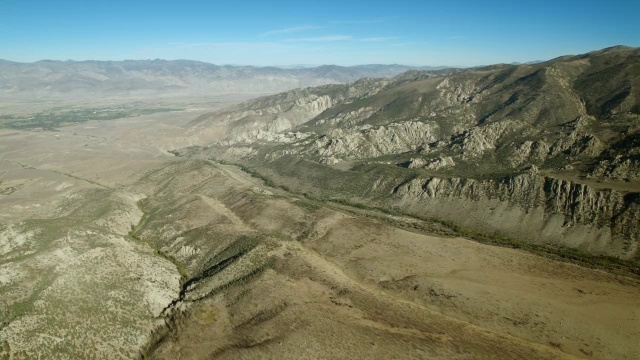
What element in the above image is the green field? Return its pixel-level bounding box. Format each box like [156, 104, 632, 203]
[0, 107, 181, 130]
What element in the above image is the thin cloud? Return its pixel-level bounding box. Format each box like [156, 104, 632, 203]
[167, 41, 282, 48]
[147, 42, 287, 52]
[330, 19, 385, 24]
[388, 42, 415, 47]
[259, 25, 324, 37]
[281, 35, 353, 43]
[361, 37, 399, 42]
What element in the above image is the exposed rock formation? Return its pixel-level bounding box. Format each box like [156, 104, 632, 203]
[309, 121, 438, 162]
[393, 172, 639, 258]
[186, 46, 640, 261]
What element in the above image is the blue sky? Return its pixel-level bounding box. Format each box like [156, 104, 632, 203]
[2, 0, 639, 66]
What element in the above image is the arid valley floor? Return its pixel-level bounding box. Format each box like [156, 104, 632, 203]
[1, 96, 639, 360]
[2, 47, 640, 359]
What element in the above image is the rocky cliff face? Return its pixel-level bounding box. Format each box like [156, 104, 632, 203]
[185, 46, 640, 262]
[307, 121, 439, 164]
[190, 78, 390, 145]
[588, 132, 640, 181]
[393, 170, 639, 258]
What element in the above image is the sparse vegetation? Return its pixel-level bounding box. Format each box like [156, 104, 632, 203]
[2, 46, 640, 360]
[0, 107, 180, 130]
[206, 158, 640, 277]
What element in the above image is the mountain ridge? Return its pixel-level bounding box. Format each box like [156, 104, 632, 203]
[0, 59, 448, 98]
[183, 45, 640, 263]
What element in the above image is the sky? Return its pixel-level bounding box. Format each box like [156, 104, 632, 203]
[1, 0, 639, 67]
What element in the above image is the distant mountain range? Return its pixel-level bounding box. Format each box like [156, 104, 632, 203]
[0, 59, 448, 98]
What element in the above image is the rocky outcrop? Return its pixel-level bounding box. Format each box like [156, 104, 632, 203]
[590, 156, 640, 181]
[425, 156, 456, 170]
[450, 120, 519, 159]
[216, 94, 333, 144]
[393, 171, 639, 258]
[400, 156, 455, 170]
[193, 78, 391, 146]
[309, 121, 438, 162]
[588, 133, 640, 181]
[436, 77, 481, 106]
[313, 106, 378, 127]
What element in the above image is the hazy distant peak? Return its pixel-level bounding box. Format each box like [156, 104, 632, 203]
[0, 59, 448, 98]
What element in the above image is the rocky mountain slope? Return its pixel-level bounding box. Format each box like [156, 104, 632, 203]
[2, 53, 640, 359]
[0, 59, 443, 98]
[186, 45, 640, 263]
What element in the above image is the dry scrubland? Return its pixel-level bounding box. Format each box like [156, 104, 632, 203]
[0, 108, 637, 359]
[1, 47, 640, 359]
[0, 101, 233, 358]
[140, 159, 640, 360]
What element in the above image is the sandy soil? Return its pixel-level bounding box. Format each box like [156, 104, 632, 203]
[141, 162, 640, 360]
[0, 100, 234, 358]
[1, 99, 639, 359]
[305, 215, 640, 359]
